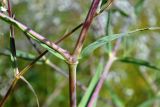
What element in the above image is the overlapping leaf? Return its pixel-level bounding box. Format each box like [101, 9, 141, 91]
[78, 63, 103, 107]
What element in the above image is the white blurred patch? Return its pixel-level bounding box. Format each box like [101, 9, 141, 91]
[136, 35, 150, 60]
[123, 88, 134, 97]
[0, 6, 7, 12]
[107, 70, 127, 83]
[52, 17, 61, 26]
[113, 0, 136, 21]
[57, 0, 81, 12]
[92, 12, 107, 36]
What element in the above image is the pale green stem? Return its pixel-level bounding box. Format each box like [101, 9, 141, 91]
[68, 63, 78, 107]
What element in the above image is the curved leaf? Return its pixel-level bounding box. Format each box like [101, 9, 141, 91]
[78, 63, 103, 107]
[20, 76, 40, 107]
[40, 43, 65, 60]
[81, 27, 160, 57]
[117, 57, 160, 71]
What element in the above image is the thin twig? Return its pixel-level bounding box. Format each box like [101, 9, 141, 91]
[0, 79, 18, 107]
[56, 0, 113, 45]
[73, 0, 101, 57]
[87, 39, 120, 107]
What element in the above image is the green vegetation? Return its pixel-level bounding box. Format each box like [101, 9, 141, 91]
[0, 0, 160, 107]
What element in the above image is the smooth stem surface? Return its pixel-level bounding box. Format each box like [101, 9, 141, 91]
[68, 63, 77, 107]
[88, 39, 121, 107]
[87, 55, 115, 107]
[73, 0, 100, 56]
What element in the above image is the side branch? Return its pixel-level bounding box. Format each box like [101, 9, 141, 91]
[73, 0, 101, 56]
[0, 12, 70, 60]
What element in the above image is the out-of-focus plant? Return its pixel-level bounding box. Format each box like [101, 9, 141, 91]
[0, 0, 160, 107]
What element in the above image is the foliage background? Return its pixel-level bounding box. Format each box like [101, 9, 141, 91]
[0, 0, 160, 107]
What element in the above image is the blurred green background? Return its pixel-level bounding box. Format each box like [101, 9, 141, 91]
[0, 0, 160, 107]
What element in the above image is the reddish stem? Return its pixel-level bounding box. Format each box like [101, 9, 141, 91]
[88, 39, 121, 107]
[73, 0, 101, 57]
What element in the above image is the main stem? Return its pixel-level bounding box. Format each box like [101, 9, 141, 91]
[68, 63, 77, 107]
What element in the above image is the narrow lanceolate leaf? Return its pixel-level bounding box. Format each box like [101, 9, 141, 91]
[138, 96, 160, 107]
[20, 77, 40, 107]
[117, 57, 160, 71]
[81, 27, 160, 57]
[24, 32, 66, 60]
[105, 82, 125, 107]
[0, 12, 70, 60]
[78, 63, 103, 107]
[40, 43, 65, 60]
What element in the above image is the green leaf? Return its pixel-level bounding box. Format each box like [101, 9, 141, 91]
[138, 96, 160, 107]
[78, 63, 103, 107]
[101, 0, 109, 7]
[25, 31, 66, 61]
[40, 43, 65, 60]
[135, 0, 145, 15]
[82, 33, 122, 56]
[117, 57, 160, 71]
[105, 82, 125, 107]
[20, 76, 40, 107]
[81, 27, 160, 57]
[23, 32, 66, 60]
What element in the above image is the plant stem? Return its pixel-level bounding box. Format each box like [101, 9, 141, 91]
[68, 63, 78, 107]
[0, 12, 70, 60]
[87, 54, 115, 107]
[0, 1, 20, 106]
[0, 79, 18, 107]
[87, 38, 121, 107]
[73, 0, 101, 56]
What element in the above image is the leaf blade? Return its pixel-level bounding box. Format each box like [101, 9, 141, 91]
[78, 63, 103, 107]
[20, 76, 40, 107]
[81, 27, 160, 57]
[105, 82, 125, 107]
[117, 57, 160, 71]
